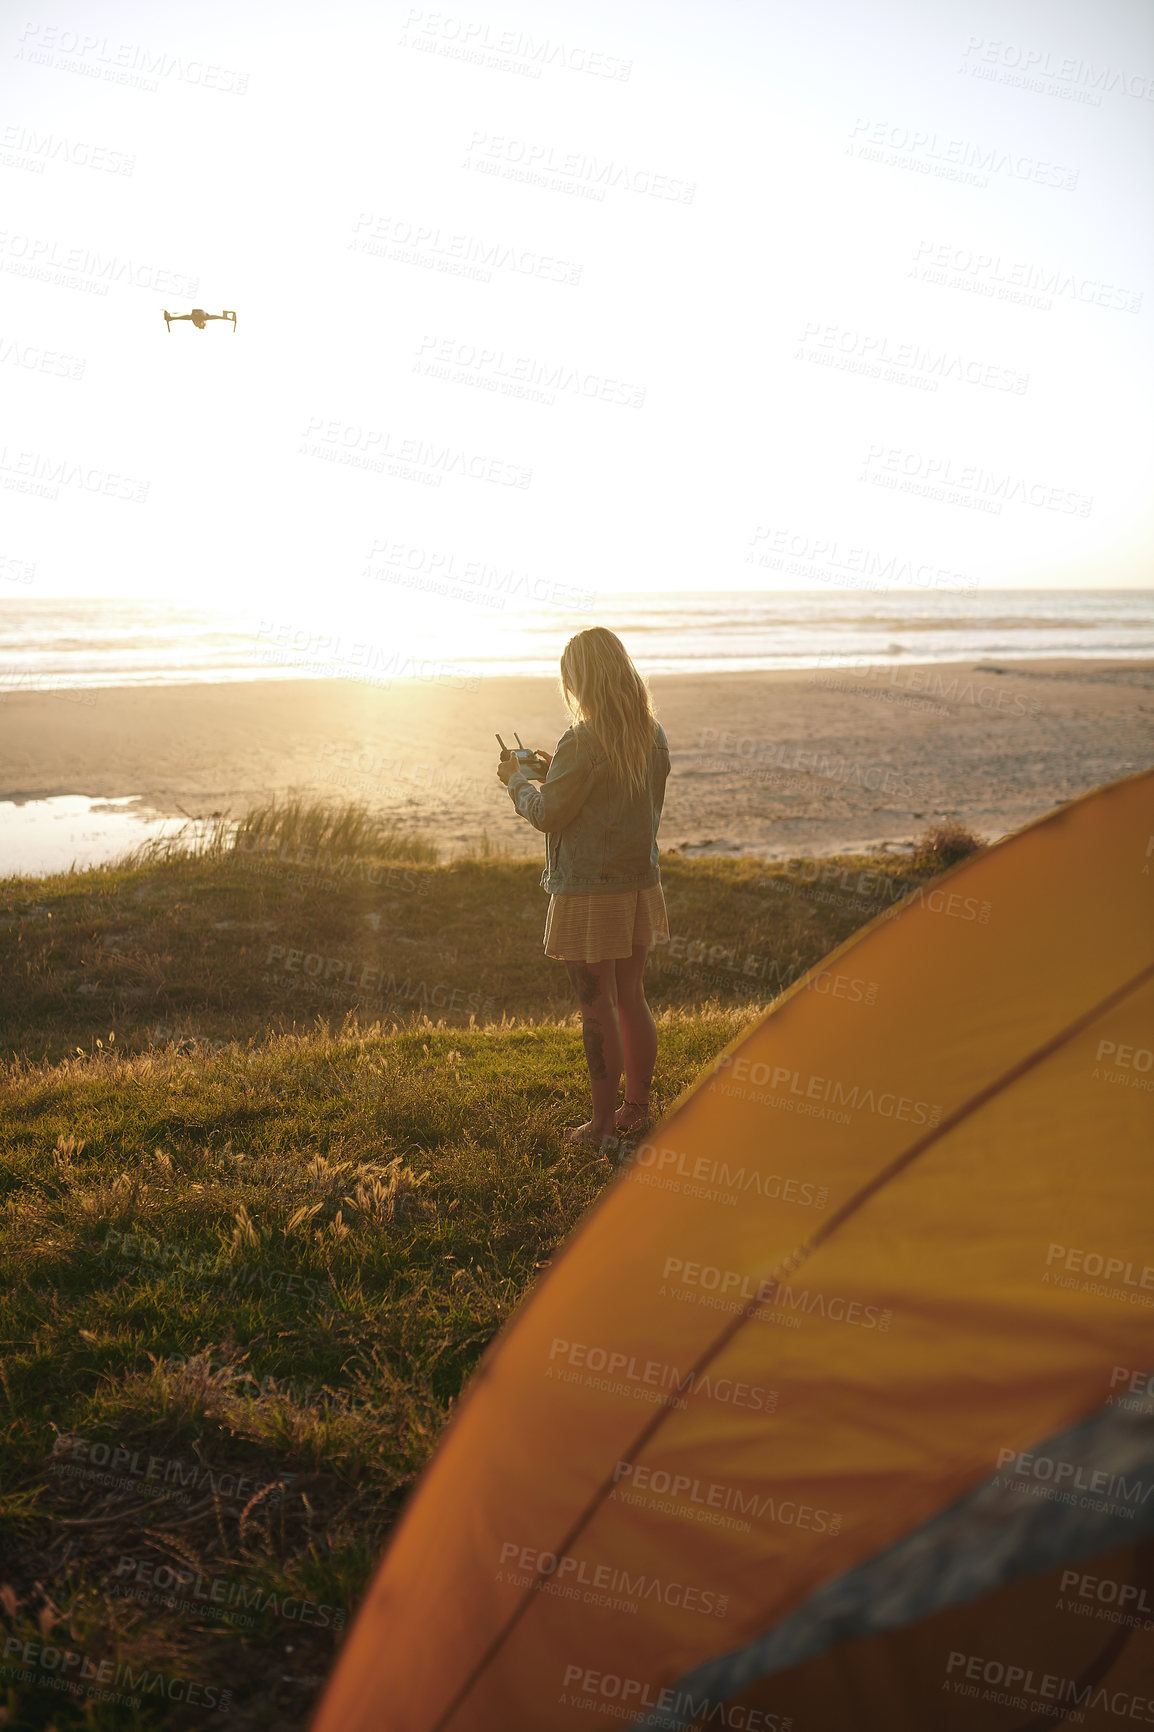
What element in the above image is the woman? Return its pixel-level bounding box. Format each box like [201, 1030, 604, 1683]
[497, 627, 671, 1150]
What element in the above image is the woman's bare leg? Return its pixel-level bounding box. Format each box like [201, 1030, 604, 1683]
[564, 957, 622, 1138]
[614, 941, 657, 1128]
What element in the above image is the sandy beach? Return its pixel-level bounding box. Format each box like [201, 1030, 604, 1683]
[1, 659, 1151, 863]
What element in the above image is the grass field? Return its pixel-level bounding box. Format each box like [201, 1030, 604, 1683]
[0, 803, 974, 1729]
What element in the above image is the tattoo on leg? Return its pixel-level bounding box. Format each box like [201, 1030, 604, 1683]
[568, 962, 602, 1007]
[582, 1019, 609, 1080]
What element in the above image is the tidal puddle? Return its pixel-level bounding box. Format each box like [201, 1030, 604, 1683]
[0, 795, 196, 878]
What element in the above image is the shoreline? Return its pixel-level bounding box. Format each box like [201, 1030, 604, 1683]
[3, 647, 1154, 694]
[1, 658, 1151, 864]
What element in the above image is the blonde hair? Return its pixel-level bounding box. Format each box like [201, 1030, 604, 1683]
[559, 627, 658, 798]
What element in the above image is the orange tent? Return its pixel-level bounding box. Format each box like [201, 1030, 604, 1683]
[314, 769, 1154, 1731]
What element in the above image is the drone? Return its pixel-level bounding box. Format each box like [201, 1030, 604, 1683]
[163, 308, 237, 332]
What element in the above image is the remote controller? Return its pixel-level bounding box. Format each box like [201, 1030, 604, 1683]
[496, 732, 548, 781]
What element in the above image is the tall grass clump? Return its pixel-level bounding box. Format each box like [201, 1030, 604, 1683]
[910, 818, 987, 874]
[119, 796, 439, 872]
[232, 797, 439, 867]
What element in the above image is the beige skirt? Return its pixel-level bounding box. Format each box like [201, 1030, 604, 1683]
[543, 883, 669, 963]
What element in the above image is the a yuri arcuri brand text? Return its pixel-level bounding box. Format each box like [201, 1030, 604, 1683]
[415, 333, 645, 407]
[946, 1647, 1154, 1720]
[860, 443, 1091, 515]
[362, 535, 593, 609]
[2, 1636, 231, 1711]
[463, 130, 691, 199]
[0, 554, 35, 585]
[264, 943, 495, 1018]
[0, 123, 134, 175]
[301, 414, 532, 488]
[547, 1338, 776, 1412]
[350, 211, 582, 286]
[848, 118, 1078, 189]
[498, 1542, 727, 1617]
[809, 656, 1039, 721]
[1108, 1364, 1154, 1414]
[50, 1432, 296, 1507]
[0, 446, 147, 502]
[239, 836, 431, 892]
[746, 524, 977, 594]
[399, 10, 632, 80]
[15, 21, 249, 93]
[794, 319, 1028, 393]
[1095, 1039, 1153, 1068]
[959, 35, 1153, 101]
[995, 1445, 1154, 1510]
[558, 1666, 791, 1728]
[611, 1459, 843, 1537]
[1044, 1243, 1154, 1290]
[659, 1257, 893, 1333]
[0, 334, 85, 379]
[652, 939, 879, 1010]
[0, 228, 197, 295]
[110, 1555, 345, 1630]
[709, 1052, 942, 1127]
[912, 239, 1142, 315]
[1059, 1567, 1154, 1620]
[697, 733, 914, 800]
[625, 1139, 829, 1209]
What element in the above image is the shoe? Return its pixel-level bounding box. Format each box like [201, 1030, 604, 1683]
[614, 1099, 651, 1133]
[563, 1123, 620, 1152]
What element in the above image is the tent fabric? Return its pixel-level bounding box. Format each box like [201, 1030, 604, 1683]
[634, 1401, 1154, 1729]
[713, 1541, 1154, 1732]
[312, 769, 1154, 1732]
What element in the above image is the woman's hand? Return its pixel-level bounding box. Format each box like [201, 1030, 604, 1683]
[497, 748, 551, 786]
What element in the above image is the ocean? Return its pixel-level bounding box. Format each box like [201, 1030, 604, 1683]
[0, 590, 1151, 691]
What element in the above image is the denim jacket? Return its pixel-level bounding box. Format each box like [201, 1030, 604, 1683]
[506, 720, 671, 895]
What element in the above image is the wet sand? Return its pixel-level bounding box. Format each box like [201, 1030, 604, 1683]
[1, 659, 1151, 863]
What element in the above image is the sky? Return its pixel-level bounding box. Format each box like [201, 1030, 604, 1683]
[1, 0, 1152, 632]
